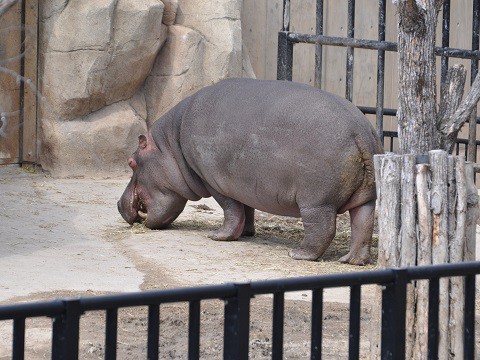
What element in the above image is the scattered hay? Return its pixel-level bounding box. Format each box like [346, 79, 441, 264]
[190, 204, 215, 212]
[111, 209, 379, 265]
[172, 217, 221, 231]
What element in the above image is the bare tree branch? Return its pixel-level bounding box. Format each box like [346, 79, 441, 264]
[446, 70, 480, 139]
[0, 0, 18, 18]
[437, 64, 467, 151]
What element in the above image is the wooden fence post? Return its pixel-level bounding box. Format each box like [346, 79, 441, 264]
[371, 151, 478, 359]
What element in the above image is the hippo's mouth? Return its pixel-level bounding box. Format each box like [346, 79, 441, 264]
[133, 187, 148, 222]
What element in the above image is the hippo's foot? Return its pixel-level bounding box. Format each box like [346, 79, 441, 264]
[341, 200, 375, 266]
[208, 228, 240, 241]
[241, 224, 256, 237]
[289, 246, 322, 261]
[338, 248, 371, 266]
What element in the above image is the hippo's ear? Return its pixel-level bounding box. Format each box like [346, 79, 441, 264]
[138, 135, 147, 150]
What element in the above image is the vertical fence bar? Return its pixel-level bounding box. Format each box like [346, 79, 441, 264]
[348, 285, 361, 360]
[381, 269, 407, 360]
[18, 0, 26, 164]
[440, 0, 450, 86]
[12, 318, 25, 360]
[311, 288, 323, 360]
[223, 284, 251, 360]
[282, 0, 290, 31]
[464, 274, 476, 358]
[277, 31, 293, 81]
[376, 0, 386, 145]
[272, 292, 285, 360]
[428, 278, 440, 359]
[105, 308, 118, 360]
[51, 300, 81, 360]
[314, 0, 324, 88]
[345, 0, 355, 102]
[468, 0, 479, 162]
[189, 300, 201, 360]
[147, 304, 160, 360]
[51, 314, 64, 360]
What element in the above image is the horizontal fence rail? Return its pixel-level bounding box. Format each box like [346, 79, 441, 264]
[1, 261, 479, 359]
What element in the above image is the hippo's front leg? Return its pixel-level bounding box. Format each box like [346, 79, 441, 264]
[206, 186, 246, 241]
[289, 205, 337, 261]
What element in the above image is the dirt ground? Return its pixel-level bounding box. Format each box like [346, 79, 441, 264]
[0, 165, 476, 359]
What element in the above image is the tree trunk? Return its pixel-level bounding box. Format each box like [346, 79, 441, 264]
[397, 0, 439, 154]
[378, 2, 480, 357]
[396, 0, 480, 153]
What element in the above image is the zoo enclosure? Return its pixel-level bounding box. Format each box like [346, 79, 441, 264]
[276, 0, 480, 161]
[0, 261, 479, 360]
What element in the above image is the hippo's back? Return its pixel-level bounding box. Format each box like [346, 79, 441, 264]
[179, 78, 382, 216]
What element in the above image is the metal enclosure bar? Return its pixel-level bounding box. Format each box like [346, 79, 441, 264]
[310, 288, 323, 359]
[314, 0, 324, 88]
[147, 304, 160, 360]
[223, 284, 251, 360]
[427, 278, 439, 359]
[348, 285, 361, 360]
[376, 0, 387, 144]
[188, 300, 201, 359]
[381, 269, 407, 360]
[12, 318, 25, 360]
[464, 274, 476, 358]
[440, 0, 450, 85]
[272, 292, 285, 360]
[105, 308, 118, 360]
[345, 0, 355, 102]
[469, 0, 480, 162]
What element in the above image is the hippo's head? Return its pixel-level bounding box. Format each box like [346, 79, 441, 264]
[117, 134, 187, 229]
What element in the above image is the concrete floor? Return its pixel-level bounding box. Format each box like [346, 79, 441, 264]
[1, 165, 367, 305]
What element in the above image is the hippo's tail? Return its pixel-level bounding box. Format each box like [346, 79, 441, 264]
[354, 129, 383, 189]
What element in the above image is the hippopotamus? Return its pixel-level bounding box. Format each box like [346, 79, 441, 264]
[118, 78, 383, 265]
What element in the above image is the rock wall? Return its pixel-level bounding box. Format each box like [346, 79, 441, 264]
[39, 0, 254, 177]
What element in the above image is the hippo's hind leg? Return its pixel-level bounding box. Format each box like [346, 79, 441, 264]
[206, 186, 245, 241]
[289, 205, 336, 261]
[242, 206, 256, 236]
[338, 199, 374, 265]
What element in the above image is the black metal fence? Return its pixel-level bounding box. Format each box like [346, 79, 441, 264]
[277, 0, 480, 161]
[1, 261, 479, 359]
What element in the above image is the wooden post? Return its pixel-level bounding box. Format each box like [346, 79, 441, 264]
[449, 157, 467, 359]
[374, 153, 402, 266]
[399, 154, 417, 360]
[465, 162, 479, 263]
[372, 151, 477, 359]
[429, 150, 449, 359]
[414, 163, 431, 360]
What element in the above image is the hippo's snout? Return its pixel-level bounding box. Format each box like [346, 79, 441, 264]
[117, 198, 133, 225]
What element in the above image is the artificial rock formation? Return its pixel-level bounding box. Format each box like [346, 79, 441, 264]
[39, 0, 254, 177]
[41, 0, 166, 120]
[41, 101, 148, 178]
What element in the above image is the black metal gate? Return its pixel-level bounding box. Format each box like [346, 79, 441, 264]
[0, 261, 479, 359]
[277, 0, 480, 160]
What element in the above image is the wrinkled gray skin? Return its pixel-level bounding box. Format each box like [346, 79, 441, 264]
[118, 78, 383, 265]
